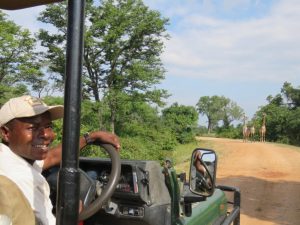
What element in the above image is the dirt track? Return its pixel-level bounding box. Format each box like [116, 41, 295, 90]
[195, 137, 300, 225]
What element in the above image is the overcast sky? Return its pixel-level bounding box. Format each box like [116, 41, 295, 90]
[3, 0, 300, 125]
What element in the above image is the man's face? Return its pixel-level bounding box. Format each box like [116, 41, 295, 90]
[5, 113, 55, 163]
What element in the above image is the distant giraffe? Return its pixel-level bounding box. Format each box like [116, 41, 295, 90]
[249, 125, 255, 142]
[242, 115, 250, 142]
[259, 113, 266, 142]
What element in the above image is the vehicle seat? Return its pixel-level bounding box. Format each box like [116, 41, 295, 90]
[0, 175, 36, 225]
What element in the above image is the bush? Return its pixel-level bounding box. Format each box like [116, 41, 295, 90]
[215, 126, 241, 139]
[120, 136, 169, 161]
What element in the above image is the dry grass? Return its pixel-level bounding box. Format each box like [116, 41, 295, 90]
[173, 137, 218, 174]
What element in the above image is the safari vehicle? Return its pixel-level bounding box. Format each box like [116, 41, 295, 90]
[0, 1, 240, 225]
[44, 146, 241, 225]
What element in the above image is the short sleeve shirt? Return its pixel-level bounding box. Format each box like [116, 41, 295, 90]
[0, 143, 55, 225]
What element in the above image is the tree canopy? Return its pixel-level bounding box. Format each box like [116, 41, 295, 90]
[0, 11, 45, 101]
[196, 95, 244, 133]
[162, 103, 198, 143]
[257, 82, 300, 145]
[37, 0, 170, 132]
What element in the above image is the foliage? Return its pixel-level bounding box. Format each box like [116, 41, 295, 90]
[0, 84, 28, 106]
[0, 11, 45, 93]
[222, 101, 244, 128]
[196, 95, 244, 133]
[215, 126, 241, 139]
[281, 82, 300, 108]
[194, 125, 208, 136]
[256, 82, 300, 146]
[37, 0, 170, 132]
[111, 98, 178, 151]
[285, 108, 300, 145]
[79, 136, 173, 160]
[119, 137, 165, 160]
[43, 96, 64, 145]
[169, 140, 199, 167]
[162, 103, 198, 144]
[42, 96, 178, 158]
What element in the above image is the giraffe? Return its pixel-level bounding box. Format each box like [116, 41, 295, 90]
[242, 115, 250, 142]
[259, 113, 266, 142]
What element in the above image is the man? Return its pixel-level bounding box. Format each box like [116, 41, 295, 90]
[0, 95, 120, 225]
[193, 150, 206, 176]
[192, 150, 212, 193]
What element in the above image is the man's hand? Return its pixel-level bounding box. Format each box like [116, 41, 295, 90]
[87, 131, 120, 151]
[194, 151, 206, 176]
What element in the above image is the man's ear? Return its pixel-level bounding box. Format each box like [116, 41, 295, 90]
[0, 126, 10, 143]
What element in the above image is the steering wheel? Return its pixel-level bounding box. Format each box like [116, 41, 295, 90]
[44, 142, 121, 220]
[44, 143, 120, 220]
[195, 173, 212, 191]
[78, 143, 121, 220]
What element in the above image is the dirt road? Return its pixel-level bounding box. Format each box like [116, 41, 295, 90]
[195, 137, 300, 225]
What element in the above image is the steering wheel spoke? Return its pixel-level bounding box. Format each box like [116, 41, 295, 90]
[79, 143, 121, 220]
[43, 143, 121, 221]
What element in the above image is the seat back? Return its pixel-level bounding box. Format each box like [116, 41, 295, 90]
[0, 175, 36, 225]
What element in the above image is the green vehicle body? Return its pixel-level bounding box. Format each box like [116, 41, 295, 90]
[162, 164, 240, 225]
[55, 151, 240, 225]
[165, 168, 227, 225]
[181, 190, 228, 225]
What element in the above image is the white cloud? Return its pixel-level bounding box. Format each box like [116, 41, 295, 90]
[160, 0, 300, 83]
[3, 6, 46, 33]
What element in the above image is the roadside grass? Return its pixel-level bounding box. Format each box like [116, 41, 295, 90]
[172, 136, 236, 174]
[171, 141, 199, 176]
[195, 136, 226, 159]
[172, 141, 199, 165]
[172, 137, 219, 174]
[198, 133, 217, 138]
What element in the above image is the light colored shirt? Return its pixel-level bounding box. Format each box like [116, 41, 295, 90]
[0, 143, 55, 225]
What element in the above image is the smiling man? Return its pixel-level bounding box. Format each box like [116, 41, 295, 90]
[0, 95, 120, 225]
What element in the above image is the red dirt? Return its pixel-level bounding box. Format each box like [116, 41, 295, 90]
[196, 137, 300, 225]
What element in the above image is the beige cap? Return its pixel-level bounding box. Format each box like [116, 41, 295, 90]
[0, 95, 64, 126]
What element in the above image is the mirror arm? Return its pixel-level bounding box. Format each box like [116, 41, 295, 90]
[177, 172, 186, 183]
[182, 184, 206, 204]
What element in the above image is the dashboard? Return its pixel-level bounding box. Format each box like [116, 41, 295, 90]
[83, 162, 139, 195]
[44, 157, 172, 225]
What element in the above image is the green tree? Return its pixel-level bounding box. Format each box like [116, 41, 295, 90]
[196, 96, 225, 133]
[257, 82, 300, 145]
[162, 103, 198, 144]
[116, 99, 177, 151]
[79, 97, 177, 158]
[222, 100, 244, 128]
[37, 0, 170, 133]
[196, 96, 244, 132]
[281, 82, 300, 108]
[0, 11, 44, 99]
[256, 104, 290, 143]
[286, 108, 300, 145]
[0, 84, 28, 106]
[266, 94, 284, 106]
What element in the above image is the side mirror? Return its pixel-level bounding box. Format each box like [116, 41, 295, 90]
[189, 148, 217, 196]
